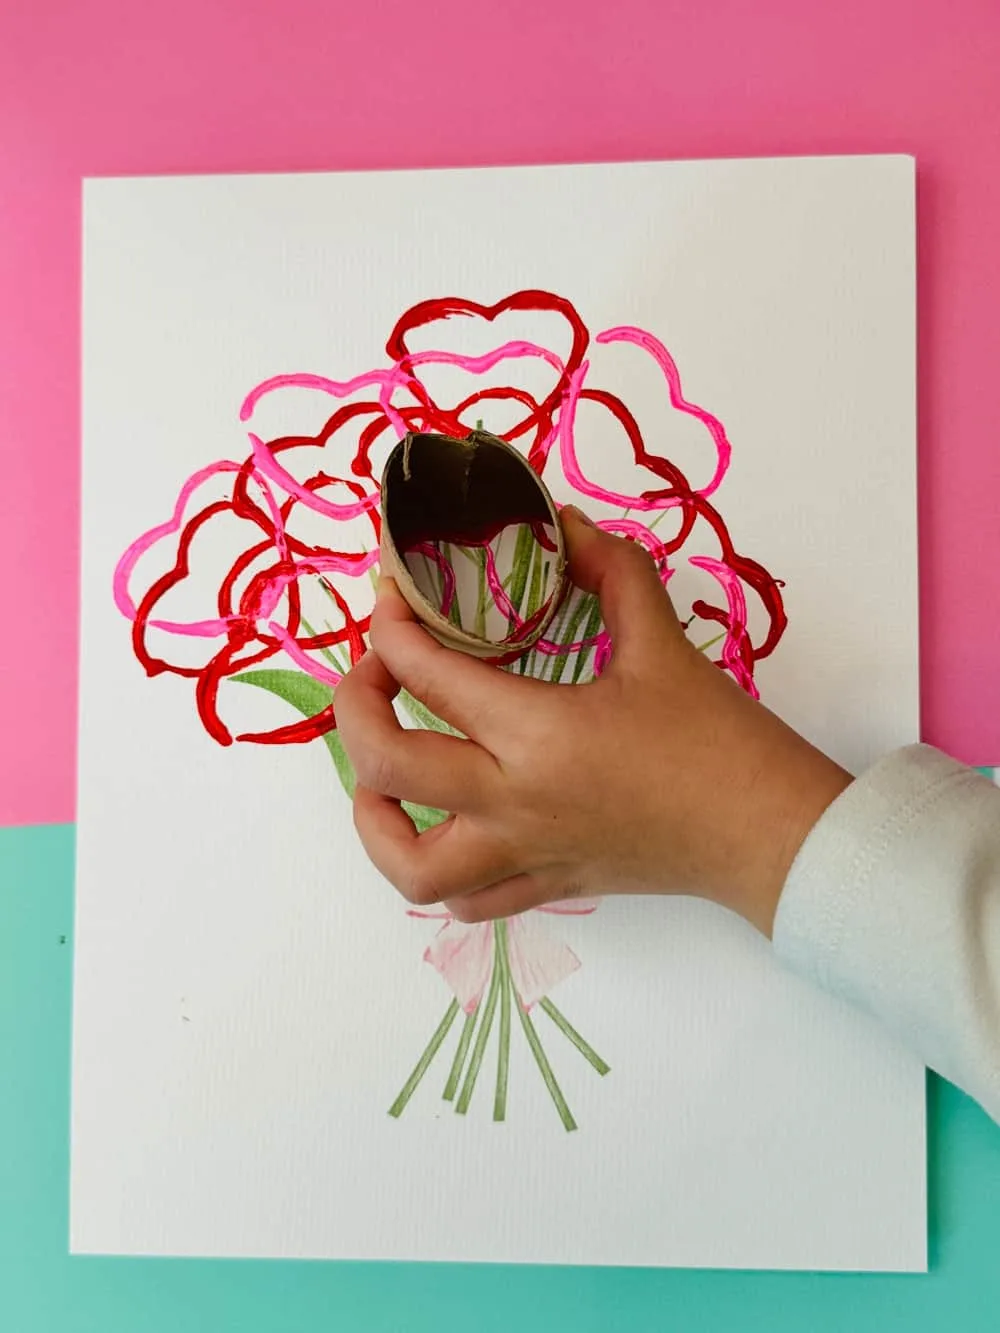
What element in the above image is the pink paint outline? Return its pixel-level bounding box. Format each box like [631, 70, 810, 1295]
[596, 325, 732, 497]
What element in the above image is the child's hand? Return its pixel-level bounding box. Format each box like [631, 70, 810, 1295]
[335, 509, 850, 936]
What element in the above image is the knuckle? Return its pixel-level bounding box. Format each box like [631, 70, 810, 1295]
[352, 748, 396, 797]
[507, 716, 558, 772]
[402, 867, 443, 908]
[619, 536, 655, 572]
[371, 618, 433, 684]
[408, 674, 451, 724]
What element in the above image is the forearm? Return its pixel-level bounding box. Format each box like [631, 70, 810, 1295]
[773, 745, 1000, 1123]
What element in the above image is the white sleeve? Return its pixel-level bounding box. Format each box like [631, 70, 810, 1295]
[773, 744, 1000, 1124]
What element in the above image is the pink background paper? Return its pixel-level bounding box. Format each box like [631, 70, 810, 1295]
[2, 0, 999, 827]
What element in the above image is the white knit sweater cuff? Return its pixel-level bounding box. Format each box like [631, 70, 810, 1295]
[773, 744, 1000, 1120]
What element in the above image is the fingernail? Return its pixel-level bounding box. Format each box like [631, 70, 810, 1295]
[562, 504, 596, 528]
[376, 574, 397, 601]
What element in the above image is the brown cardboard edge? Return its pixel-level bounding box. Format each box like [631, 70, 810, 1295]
[379, 432, 568, 659]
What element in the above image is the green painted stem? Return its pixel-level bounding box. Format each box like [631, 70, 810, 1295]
[516, 1000, 577, 1132]
[536, 589, 576, 680]
[456, 952, 501, 1115]
[550, 594, 595, 685]
[493, 921, 512, 1121]
[516, 540, 549, 674]
[299, 615, 349, 675]
[321, 623, 350, 674]
[507, 522, 536, 634]
[517, 610, 547, 679]
[431, 545, 446, 609]
[388, 999, 459, 1118]
[525, 540, 546, 618]
[443, 543, 464, 627]
[475, 546, 489, 639]
[539, 997, 610, 1075]
[572, 596, 605, 683]
[443, 1006, 479, 1101]
[694, 631, 726, 654]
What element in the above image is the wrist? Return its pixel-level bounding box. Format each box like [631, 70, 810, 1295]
[721, 739, 852, 937]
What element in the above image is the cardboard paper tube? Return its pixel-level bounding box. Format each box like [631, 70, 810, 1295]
[380, 430, 568, 660]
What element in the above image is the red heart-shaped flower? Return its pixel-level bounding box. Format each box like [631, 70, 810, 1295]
[385, 290, 590, 460]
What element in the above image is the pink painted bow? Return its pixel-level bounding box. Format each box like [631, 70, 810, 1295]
[411, 899, 600, 1011]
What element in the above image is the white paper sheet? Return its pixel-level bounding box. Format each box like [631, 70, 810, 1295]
[73, 156, 924, 1269]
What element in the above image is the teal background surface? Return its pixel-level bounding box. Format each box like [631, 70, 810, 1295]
[3, 821, 999, 1333]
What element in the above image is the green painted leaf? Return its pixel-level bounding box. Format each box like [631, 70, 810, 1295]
[403, 800, 449, 833]
[231, 669, 356, 800]
[398, 690, 461, 737]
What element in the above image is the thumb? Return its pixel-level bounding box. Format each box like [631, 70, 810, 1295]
[560, 506, 682, 663]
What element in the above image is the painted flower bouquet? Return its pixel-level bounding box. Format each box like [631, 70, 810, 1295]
[113, 290, 785, 1129]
